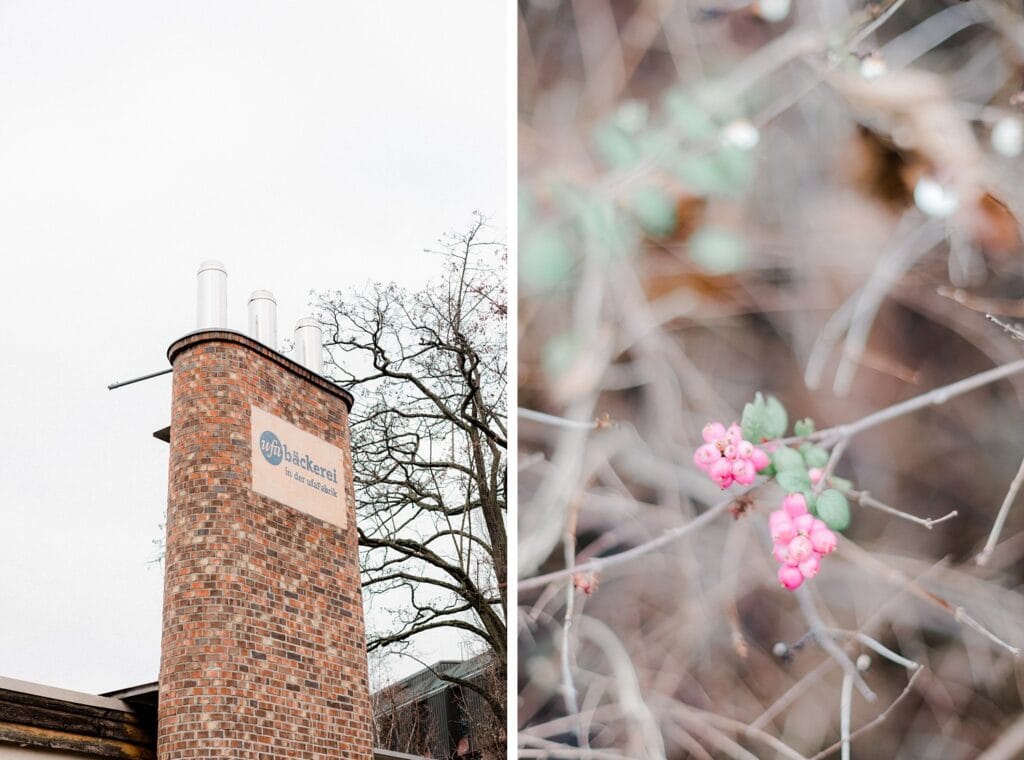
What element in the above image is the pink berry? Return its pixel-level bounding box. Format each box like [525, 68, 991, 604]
[750, 447, 770, 471]
[737, 440, 754, 459]
[793, 513, 814, 535]
[769, 511, 796, 542]
[799, 553, 821, 578]
[773, 541, 796, 566]
[732, 459, 756, 485]
[788, 534, 814, 563]
[709, 458, 733, 488]
[703, 422, 727, 443]
[810, 527, 837, 555]
[693, 443, 720, 471]
[778, 565, 804, 590]
[709, 457, 731, 478]
[809, 467, 824, 485]
[782, 493, 808, 518]
[726, 424, 743, 444]
[724, 444, 738, 461]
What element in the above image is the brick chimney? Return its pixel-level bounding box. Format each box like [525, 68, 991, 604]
[157, 328, 373, 757]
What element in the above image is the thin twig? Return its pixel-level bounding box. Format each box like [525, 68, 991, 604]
[723, 520, 750, 659]
[752, 560, 946, 731]
[840, 485, 959, 530]
[560, 535, 583, 746]
[825, 628, 920, 671]
[519, 734, 636, 760]
[808, 669, 924, 760]
[782, 358, 1024, 449]
[839, 358, 1024, 438]
[937, 287, 1024, 318]
[847, 0, 912, 49]
[520, 407, 601, 430]
[839, 672, 853, 760]
[987, 314, 1024, 342]
[816, 439, 849, 494]
[977, 451, 1024, 566]
[954, 606, 1021, 656]
[832, 219, 945, 396]
[751, 657, 836, 731]
[519, 488, 751, 590]
[795, 585, 876, 702]
[578, 616, 667, 759]
[837, 538, 1021, 657]
[659, 700, 808, 760]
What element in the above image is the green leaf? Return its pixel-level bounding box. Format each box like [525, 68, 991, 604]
[741, 393, 767, 442]
[802, 489, 818, 515]
[671, 147, 752, 198]
[772, 446, 805, 473]
[776, 469, 811, 493]
[741, 392, 788, 443]
[715, 144, 754, 193]
[592, 123, 641, 169]
[817, 489, 851, 532]
[629, 185, 677, 239]
[580, 202, 637, 261]
[794, 418, 815, 438]
[558, 188, 639, 261]
[542, 332, 582, 378]
[829, 476, 853, 492]
[800, 444, 830, 469]
[762, 396, 788, 439]
[612, 100, 648, 135]
[521, 227, 573, 291]
[662, 90, 717, 140]
[689, 226, 748, 274]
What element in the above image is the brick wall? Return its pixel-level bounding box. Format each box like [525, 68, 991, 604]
[158, 330, 373, 758]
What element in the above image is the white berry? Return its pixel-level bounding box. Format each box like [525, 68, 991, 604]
[756, 0, 791, 23]
[914, 176, 959, 218]
[859, 54, 888, 81]
[991, 116, 1023, 158]
[721, 119, 760, 151]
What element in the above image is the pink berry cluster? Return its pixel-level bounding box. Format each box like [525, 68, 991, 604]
[693, 421, 770, 488]
[770, 494, 838, 590]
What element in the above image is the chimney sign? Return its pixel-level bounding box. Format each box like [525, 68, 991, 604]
[250, 405, 346, 529]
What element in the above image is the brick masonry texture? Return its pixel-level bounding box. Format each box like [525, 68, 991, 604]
[158, 330, 373, 759]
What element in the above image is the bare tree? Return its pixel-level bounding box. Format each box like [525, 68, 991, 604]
[316, 213, 507, 725]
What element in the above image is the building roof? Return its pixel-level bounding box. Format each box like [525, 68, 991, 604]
[0, 675, 155, 759]
[101, 680, 159, 707]
[377, 654, 492, 709]
[0, 676, 430, 759]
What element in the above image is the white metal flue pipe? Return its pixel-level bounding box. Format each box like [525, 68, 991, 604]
[247, 290, 278, 349]
[294, 318, 323, 373]
[197, 260, 227, 329]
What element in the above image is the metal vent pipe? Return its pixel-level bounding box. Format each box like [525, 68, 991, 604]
[196, 260, 227, 329]
[247, 290, 277, 349]
[294, 318, 323, 373]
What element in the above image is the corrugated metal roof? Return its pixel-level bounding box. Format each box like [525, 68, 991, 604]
[378, 655, 490, 709]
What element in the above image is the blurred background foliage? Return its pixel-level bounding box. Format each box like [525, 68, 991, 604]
[518, 1, 1024, 757]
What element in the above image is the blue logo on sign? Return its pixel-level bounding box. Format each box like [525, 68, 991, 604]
[259, 430, 284, 465]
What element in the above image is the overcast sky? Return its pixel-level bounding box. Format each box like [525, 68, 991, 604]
[0, 1, 505, 694]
